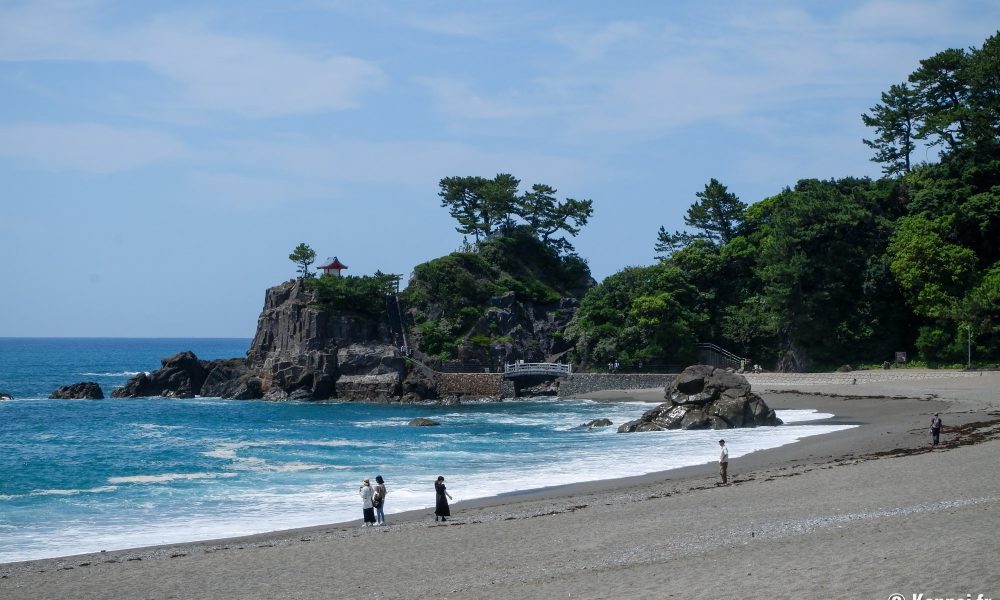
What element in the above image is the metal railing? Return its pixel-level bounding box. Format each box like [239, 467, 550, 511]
[696, 343, 748, 370]
[503, 362, 572, 378]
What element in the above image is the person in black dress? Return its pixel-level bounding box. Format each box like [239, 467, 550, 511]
[434, 475, 452, 521]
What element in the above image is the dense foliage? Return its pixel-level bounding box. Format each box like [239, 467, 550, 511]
[570, 32, 1000, 370]
[307, 272, 400, 319]
[438, 173, 594, 255]
[403, 229, 593, 357]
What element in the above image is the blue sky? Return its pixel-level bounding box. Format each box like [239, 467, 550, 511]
[2, 1, 998, 337]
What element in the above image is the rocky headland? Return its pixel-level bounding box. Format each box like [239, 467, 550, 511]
[112, 276, 581, 402]
[618, 364, 781, 432]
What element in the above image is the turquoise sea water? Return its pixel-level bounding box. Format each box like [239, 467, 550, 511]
[0, 338, 854, 563]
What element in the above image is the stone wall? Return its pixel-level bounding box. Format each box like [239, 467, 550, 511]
[436, 373, 503, 399]
[434, 372, 675, 400]
[557, 373, 676, 398]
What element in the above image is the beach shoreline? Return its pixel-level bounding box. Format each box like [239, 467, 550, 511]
[3, 371, 998, 599]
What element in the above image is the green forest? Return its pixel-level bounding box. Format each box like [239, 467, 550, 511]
[571, 32, 1000, 370]
[300, 32, 999, 371]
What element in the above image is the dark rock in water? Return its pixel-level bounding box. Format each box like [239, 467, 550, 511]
[515, 377, 560, 397]
[408, 417, 440, 426]
[113, 353, 262, 400]
[618, 365, 781, 432]
[583, 418, 613, 428]
[0, 392, 13, 400]
[50, 382, 104, 399]
[200, 359, 263, 400]
[112, 351, 206, 398]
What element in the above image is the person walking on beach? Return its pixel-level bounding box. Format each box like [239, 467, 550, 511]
[718, 439, 729, 485]
[373, 475, 387, 526]
[434, 475, 452, 522]
[930, 413, 943, 446]
[360, 478, 376, 527]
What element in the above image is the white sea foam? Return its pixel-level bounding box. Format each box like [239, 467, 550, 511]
[108, 473, 237, 484]
[3, 403, 857, 564]
[775, 409, 835, 423]
[78, 371, 142, 377]
[28, 486, 118, 497]
[353, 418, 412, 428]
[133, 423, 183, 429]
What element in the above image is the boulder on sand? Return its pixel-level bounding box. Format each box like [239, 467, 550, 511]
[618, 365, 781, 432]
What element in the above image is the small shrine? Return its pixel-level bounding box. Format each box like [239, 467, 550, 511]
[318, 256, 348, 277]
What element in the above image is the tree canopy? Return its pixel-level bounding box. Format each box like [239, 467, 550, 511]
[655, 178, 747, 258]
[288, 243, 317, 279]
[438, 173, 594, 254]
[569, 31, 1000, 370]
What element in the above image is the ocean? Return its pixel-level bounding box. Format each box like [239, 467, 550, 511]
[0, 338, 854, 563]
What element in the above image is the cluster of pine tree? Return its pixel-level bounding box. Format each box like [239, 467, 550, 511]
[568, 32, 1000, 370]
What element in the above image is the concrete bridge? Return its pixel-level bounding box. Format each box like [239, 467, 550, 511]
[503, 362, 572, 378]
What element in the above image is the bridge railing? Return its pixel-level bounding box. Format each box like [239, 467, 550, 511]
[503, 362, 572, 378]
[696, 343, 748, 370]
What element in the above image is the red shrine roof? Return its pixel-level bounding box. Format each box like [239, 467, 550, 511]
[319, 256, 348, 270]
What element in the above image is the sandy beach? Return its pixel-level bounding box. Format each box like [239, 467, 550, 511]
[2, 370, 999, 600]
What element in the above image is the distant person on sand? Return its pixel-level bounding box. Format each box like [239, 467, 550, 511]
[360, 478, 376, 527]
[435, 475, 452, 522]
[718, 439, 729, 485]
[373, 475, 387, 526]
[930, 414, 943, 446]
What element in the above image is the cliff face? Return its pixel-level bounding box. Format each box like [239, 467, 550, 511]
[115, 272, 583, 401]
[116, 279, 431, 401]
[461, 292, 577, 363]
[245, 279, 419, 401]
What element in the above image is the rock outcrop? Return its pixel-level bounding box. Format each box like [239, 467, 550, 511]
[618, 365, 781, 432]
[583, 418, 613, 428]
[114, 270, 590, 402]
[408, 418, 440, 426]
[465, 293, 578, 363]
[245, 279, 415, 401]
[115, 279, 422, 401]
[50, 382, 104, 399]
[112, 352, 261, 399]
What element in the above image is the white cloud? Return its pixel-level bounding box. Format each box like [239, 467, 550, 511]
[124, 16, 386, 117]
[0, 3, 386, 117]
[0, 122, 185, 173]
[839, 0, 985, 38]
[209, 135, 585, 189]
[551, 21, 644, 60]
[416, 77, 553, 120]
[419, 1, 1000, 139]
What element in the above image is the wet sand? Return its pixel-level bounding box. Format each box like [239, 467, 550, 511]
[3, 371, 999, 599]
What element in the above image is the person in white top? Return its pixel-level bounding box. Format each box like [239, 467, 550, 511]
[718, 439, 729, 485]
[359, 479, 376, 527]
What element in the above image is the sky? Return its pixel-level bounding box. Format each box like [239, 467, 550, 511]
[1, 0, 999, 338]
